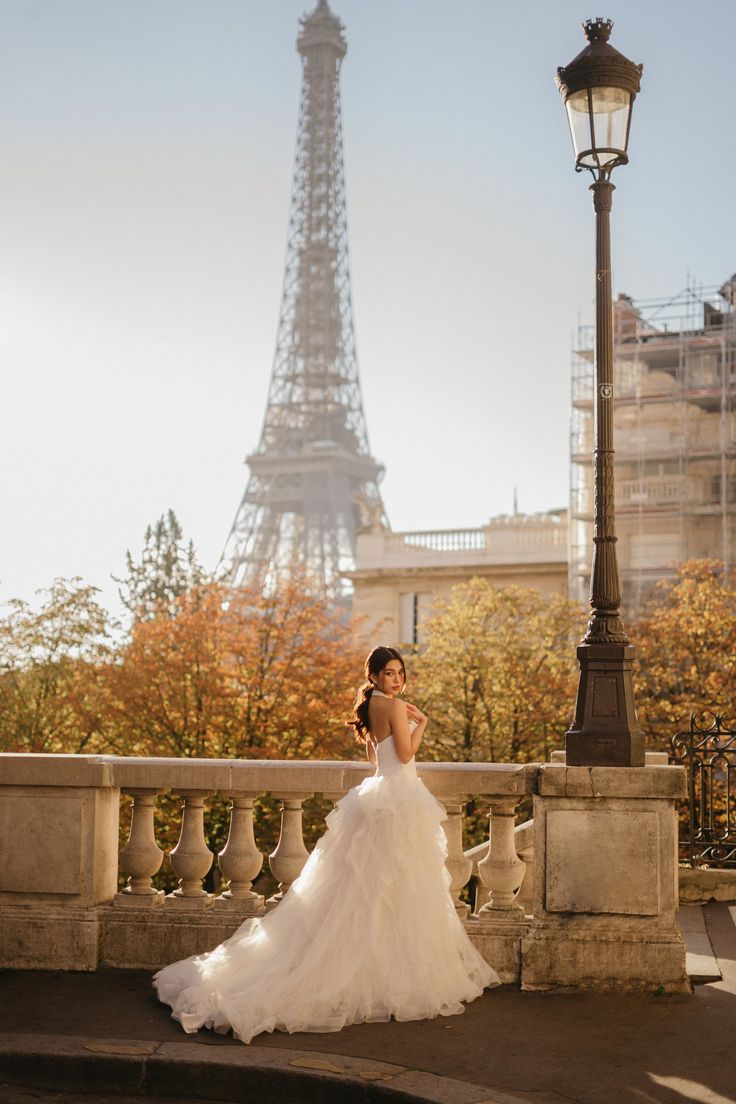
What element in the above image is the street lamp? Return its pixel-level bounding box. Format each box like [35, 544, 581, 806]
[557, 19, 645, 767]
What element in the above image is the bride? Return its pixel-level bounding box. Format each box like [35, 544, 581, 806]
[154, 645, 499, 1042]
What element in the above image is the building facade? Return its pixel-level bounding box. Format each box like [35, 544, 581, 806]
[347, 276, 735, 643]
[570, 276, 736, 613]
[347, 511, 568, 645]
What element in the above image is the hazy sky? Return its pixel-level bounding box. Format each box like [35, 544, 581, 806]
[2, 0, 735, 615]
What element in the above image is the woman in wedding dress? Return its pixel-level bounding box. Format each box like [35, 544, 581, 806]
[153, 645, 499, 1043]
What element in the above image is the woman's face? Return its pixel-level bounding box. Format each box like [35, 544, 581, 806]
[373, 659, 405, 697]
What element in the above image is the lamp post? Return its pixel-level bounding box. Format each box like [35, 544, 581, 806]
[557, 19, 645, 767]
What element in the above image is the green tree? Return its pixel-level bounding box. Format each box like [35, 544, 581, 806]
[0, 578, 110, 752]
[413, 578, 583, 764]
[114, 509, 206, 621]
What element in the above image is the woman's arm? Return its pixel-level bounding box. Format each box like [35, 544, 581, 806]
[365, 737, 376, 766]
[389, 699, 427, 763]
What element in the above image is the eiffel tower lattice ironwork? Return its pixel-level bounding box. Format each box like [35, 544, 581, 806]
[220, 0, 387, 599]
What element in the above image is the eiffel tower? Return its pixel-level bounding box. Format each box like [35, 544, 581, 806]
[220, 0, 387, 600]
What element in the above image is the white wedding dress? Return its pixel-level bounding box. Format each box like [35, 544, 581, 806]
[154, 711, 499, 1043]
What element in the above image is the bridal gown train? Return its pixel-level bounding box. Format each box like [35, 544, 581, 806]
[154, 724, 499, 1043]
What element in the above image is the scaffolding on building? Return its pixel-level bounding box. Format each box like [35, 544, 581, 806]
[570, 274, 736, 614]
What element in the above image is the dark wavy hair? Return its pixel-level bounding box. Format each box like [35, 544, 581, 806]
[348, 645, 406, 744]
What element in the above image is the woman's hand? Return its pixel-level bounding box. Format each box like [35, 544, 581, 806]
[387, 699, 427, 763]
[405, 702, 427, 726]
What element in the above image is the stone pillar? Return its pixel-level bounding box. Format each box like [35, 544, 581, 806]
[215, 794, 265, 915]
[0, 755, 120, 969]
[116, 789, 164, 906]
[478, 799, 526, 915]
[521, 764, 689, 992]
[467, 818, 534, 916]
[442, 800, 472, 918]
[471, 797, 529, 983]
[167, 791, 215, 908]
[267, 793, 312, 910]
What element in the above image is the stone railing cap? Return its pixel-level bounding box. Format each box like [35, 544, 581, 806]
[0, 754, 539, 800]
[0, 753, 115, 788]
[419, 762, 537, 797]
[538, 763, 687, 800]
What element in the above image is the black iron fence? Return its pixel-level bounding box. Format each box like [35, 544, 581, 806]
[671, 713, 736, 867]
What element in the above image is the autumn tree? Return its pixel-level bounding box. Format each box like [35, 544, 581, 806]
[114, 509, 206, 622]
[0, 579, 110, 753]
[413, 578, 583, 765]
[632, 559, 736, 746]
[101, 574, 367, 760]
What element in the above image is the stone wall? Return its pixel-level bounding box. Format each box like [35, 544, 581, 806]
[0, 753, 689, 991]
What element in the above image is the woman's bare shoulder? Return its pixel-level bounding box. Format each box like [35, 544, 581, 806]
[368, 696, 406, 717]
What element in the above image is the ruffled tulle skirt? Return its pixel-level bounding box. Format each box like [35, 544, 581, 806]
[153, 771, 499, 1043]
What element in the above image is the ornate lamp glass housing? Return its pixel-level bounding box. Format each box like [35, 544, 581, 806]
[556, 18, 642, 177]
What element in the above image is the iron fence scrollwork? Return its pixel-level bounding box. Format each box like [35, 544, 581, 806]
[671, 712, 736, 868]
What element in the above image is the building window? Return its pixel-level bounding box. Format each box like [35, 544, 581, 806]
[399, 592, 431, 646]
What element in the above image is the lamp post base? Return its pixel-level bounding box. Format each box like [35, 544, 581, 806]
[565, 643, 645, 767]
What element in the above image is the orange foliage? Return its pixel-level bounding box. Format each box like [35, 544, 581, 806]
[632, 559, 736, 746]
[99, 576, 367, 760]
[6, 561, 735, 772]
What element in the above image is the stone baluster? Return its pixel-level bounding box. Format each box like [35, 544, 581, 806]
[477, 798, 525, 917]
[267, 793, 312, 910]
[117, 789, 164, 906]
[167, 791, 215, 907]
[321, 790, 344, 807]
[442, 800, 472, 918]
[516, 840, 535, 918]
[216, 794, 265, 914]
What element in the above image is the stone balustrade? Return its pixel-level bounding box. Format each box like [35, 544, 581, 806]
[0, 753, 536, 981]
[616, 475, 708, 508]
[386, 528, 489, 554]
[357, 516, 567, 570]
[112, 757, 536, 918]
[0, 754, 690, 992]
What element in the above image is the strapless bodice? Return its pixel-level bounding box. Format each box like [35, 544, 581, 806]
[374, 727, 417, 780]
[369, 689, 417, 780]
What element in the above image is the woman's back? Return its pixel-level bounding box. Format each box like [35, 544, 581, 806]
[366, 691, 395, 744]
[368, 691, 417, 765]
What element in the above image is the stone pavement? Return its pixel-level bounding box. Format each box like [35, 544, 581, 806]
[1, 903, 735, 1104]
